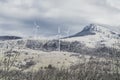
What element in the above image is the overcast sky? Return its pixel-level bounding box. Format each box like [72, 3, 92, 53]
[0, 0, 120, 37]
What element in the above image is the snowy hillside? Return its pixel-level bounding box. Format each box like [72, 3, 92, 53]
[63, 24, 120, 48]
[0, 24, 119, 55]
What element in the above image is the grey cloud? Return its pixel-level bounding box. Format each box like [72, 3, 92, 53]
[0, 0, 120, 37]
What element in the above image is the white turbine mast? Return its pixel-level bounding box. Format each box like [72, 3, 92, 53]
[58, 26, 61, 52]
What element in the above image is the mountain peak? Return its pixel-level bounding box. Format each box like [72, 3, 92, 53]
[82, 23, 110, 33]
[69, 23, 119, 37]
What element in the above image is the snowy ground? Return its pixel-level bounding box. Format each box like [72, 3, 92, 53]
[0, 47, 109, 72]
[0, 48, 80, 71]
[62, 32, 120, 48]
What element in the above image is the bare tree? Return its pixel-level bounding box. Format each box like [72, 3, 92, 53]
[0, 49, 20, 80]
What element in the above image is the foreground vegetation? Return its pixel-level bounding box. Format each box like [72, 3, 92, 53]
[0, 43, 120, 80]
[0, 56, 120, 80]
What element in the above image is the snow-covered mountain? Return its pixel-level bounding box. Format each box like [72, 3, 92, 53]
[63, 24, 120, 48]
[70, 24, 119, 37]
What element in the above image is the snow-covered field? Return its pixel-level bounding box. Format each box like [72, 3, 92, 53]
[62, 33, 120, 48]
[0, 47, 109, 72]
[0, 48, 80, 71]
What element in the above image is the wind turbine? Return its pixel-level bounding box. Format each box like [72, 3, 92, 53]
[57, 25, 70, 52]
[65, 28, 70, 38]
[34, 22, 40, 39]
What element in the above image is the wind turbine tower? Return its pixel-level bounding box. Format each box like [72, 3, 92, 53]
[58, 27, 61, 52]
